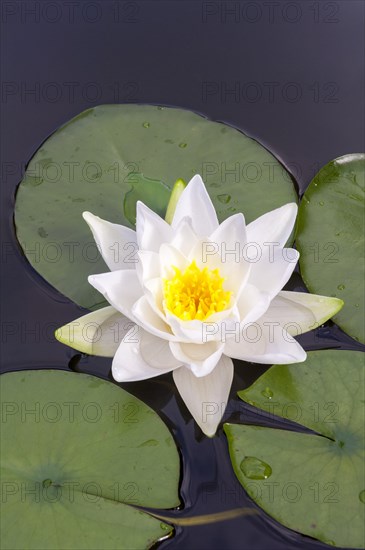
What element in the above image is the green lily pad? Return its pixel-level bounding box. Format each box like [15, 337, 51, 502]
[0, 370, 180, 550]
[225, 350, 365, 548]
[296, 154, 365, 343]
[14, 105, 297, 309]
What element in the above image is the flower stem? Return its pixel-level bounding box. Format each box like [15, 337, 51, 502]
[165, 178, 187, 224]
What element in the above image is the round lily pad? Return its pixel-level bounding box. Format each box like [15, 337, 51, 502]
[296, 154, 365, 343]
[225, 350, 365, 548]
[14, 105, 297, 309]
[0, 370, 180, 550]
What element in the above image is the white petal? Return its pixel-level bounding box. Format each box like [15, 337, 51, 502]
[83, 212, 138, 271]
[262, 291, 344, 335]
[136, 201, 173, 251]
[169, 340, 224, 377]
[159, 243, 189, 279]
[248, 247, 299, 300]
[173, 356, 234, 437]
[112, 327, 180, 382]
[134, 251, 166, 320]
[165, 314, 209, 343]
[136, 250, 160, 285]
[246, 203, 297, 248]
[144, 277, 165, 315]
[88, 270, 142, 321]
[236, 284, 271, 324]
[210, 212, 247, 249]
[171, 175, 219, 236]
[170, 217, 198, 257]
[55, 307, 133, 357]
[140, 330, 181, 369]
[132, 296, 180, 341]
[165, 308, 240, 343]
[225, 321, 306, 364]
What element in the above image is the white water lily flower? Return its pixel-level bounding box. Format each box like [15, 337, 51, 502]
[56, 175, 343, 436]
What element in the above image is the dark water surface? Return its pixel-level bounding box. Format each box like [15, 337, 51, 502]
[1, 2, 364, 549]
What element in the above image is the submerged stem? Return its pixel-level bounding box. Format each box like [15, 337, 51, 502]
[149, 507, 259, 526]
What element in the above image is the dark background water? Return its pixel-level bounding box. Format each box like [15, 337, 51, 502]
[1, 1, 364, 549]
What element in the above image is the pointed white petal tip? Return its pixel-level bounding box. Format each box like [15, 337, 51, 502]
[247, 202, 298, 249]
[324, 296, 344, 316]
[186, 174, 204, 186]
[54, 307, 125, 357]
[308, 295, 344, 324]
[82, 211, 96, 223]
[136, 200, 147, 214]
[136, 200, 164, 220]
[54, 325, 68, 345]
[88, 274, 96, 285]
[173, 356, 233, 437]
[172, 174, 218, 236]
[276, 337, 307, 364]
[290, 347, 307, 364]
[202, 425, 219, 438]
[277, 202, 298, 218]
[277, 291, 345, 331]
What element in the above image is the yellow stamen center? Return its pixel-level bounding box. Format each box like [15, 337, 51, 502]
[163, 260, 232, 321]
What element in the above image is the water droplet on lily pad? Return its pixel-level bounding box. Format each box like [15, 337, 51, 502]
[240, 456, 272, 480]
[160, 523, 169, 530]
[261, 387, 273, 399]
[42, 479, 53, 488]
[142, 122, 150, 128]
[217, 194, 231, 204]
[337, 284, 345, 290]
[138, 439, 159, 447]
[359, 490, 365, 503]
[38, 227, 48, 238]
[319, 201, 324, 206]
[348, 193, 361, 201]
[178, 142, 187, 148]
[27, 175, 43, 186]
